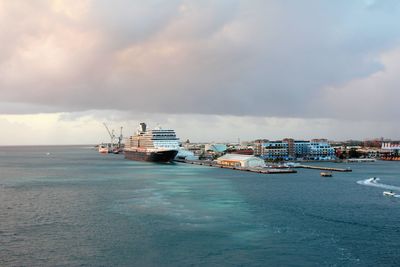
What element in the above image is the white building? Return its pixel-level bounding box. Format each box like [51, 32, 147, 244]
[262, 141, 289, 159]
[381, 142, 400, 151]
[256, 139, 335, 160]
[216, 154, 265, 168]
[205, 143, 227, 153]
[309, 142, 335, 160]
[175, 148, 199, 160]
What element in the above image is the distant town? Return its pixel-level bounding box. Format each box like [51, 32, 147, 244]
[99, 123, 400, 171]
[180, 138, 400, 162]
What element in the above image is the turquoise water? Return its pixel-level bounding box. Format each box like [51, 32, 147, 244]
[1, 146, 400, 266]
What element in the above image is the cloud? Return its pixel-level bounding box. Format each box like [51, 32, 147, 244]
[1, 111, 398, 145]
[0, 0, 400, 122]
[315, 47, 400, 120]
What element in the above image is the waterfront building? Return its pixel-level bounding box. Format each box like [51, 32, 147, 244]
[175, 148, 199, 160]
[182, 142, 204, 155]
[229, 148, 254, 155]
[216, 154, 265, 168]
[381, 142, 400, 151]
[294, 140, 311, 158]
[254, 139, 269, 156]
[255, 138, 335, 160]
[363, 139, 383, 148]
[308, 142, 335, 160]
[261, 141, 289, 160]
[205, 144, 227, 153]
[356, 147, 380, 158]
[381, 142, 400, 160]
[283, 138, 295, 158]
[226, 144, 254, 155]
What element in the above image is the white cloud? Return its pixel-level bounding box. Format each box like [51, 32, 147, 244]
[316, 47, 400, 120]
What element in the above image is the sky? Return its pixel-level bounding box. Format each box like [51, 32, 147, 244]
[1, 0, 400, 145]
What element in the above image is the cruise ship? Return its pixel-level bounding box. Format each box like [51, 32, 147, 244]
[124, 123, 180, 162]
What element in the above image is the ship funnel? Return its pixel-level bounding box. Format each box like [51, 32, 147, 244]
[139, 122, 147, 132]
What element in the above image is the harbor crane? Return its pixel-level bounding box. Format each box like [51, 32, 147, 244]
[102, 123, 124, 153]
[103, 123, 116, 146]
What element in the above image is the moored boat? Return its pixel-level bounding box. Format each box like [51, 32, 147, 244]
[320, 172, 333, 177]
[98, 144, 109, 153]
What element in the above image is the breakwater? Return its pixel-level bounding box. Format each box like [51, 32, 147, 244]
[297, 164, 352, 172]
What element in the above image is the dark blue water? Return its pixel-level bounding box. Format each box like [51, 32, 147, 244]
[1, 146, 400, 266]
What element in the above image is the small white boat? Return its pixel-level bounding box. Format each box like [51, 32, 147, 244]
[320, 172, 333, 177]
[98, 144, 109, 153]
[383, 191, 396, 197]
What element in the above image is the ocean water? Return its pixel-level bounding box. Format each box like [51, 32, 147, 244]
[1, 146, 400, 266]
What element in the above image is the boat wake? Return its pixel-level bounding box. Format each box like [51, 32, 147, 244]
[357, 178, 400, 197]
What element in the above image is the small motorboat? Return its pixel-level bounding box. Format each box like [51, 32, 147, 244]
[320, 172, 333, 177]
[98, 145, 109, 153]
[383, 191, 396, 197]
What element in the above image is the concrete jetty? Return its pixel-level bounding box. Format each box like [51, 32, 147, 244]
[297, 165, 352, 172]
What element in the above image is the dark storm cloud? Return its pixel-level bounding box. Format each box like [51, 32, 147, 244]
[1, 0, 400, 120]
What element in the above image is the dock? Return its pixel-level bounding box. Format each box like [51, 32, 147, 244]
[346, 158, 376, 163]
[175, 159, 297, 174]
[297, 165, 352, 172]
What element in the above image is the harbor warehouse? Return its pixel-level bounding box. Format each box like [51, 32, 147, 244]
[216, 154, 265, 168]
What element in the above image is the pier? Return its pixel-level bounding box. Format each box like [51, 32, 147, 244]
[175, 159, 297, 174]
[297, 165, 352, 172]
[346, 158, 376, 163]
